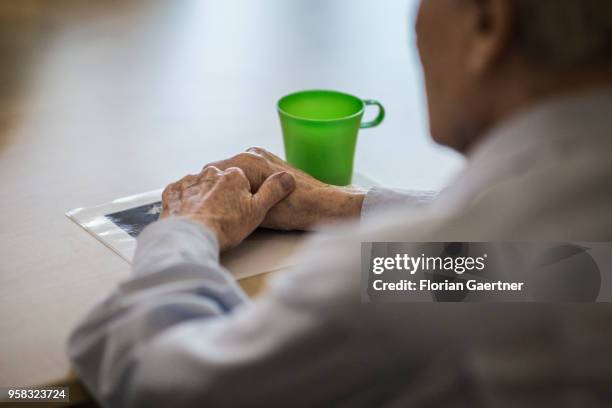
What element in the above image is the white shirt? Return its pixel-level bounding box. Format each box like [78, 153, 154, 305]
[68, 89, 612, 407]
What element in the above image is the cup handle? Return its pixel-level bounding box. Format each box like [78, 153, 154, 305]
[360, 100, 385, 129]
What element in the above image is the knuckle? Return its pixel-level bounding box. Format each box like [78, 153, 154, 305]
[202, 159, 227, 172]
[163, 182, 176, 193]
[181, 174, 197, 184]
[235, 152, 251, 160]
[161, 186, 170, 200]
[246, 146, 267, 156]
[248, 146, 274, 160]
[201, 162, 215, 172]
[177, 176, 196, 192]
[236, 151, 264, 164]
[222, 167, 250, 188]
[202, 165, 220, 177]
[162, 183, 177, 200]
[224, 166, 245, 178]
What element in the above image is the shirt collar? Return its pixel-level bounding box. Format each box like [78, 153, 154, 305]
[468, 86, 612, 171]
[439, 86, 612, 207]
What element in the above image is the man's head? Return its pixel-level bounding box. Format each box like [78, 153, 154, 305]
[416, 0, 612, 152]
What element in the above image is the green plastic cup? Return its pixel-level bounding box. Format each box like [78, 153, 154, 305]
[278, 89, 385, 186]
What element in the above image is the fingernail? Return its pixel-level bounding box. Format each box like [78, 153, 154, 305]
[278, 172, 295, 191]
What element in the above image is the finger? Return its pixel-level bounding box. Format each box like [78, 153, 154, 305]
[173, 168, 215, 198]
[246, 147, 308, 179]
[230, 153, 268, 188]
[201, 165, 222, 179]
[220, 166, 251, 190]
[207, 153, 260, 173]
[162, 182, 181, 202]
[252, 172, 295, 214]
[190, 166, 221, 189]
[161, 182, 182, 217]
[204, 152, 261, 172]
[246, 146, 269, 157]
[246, 147, 284, 164]
[201, 159, 225, 171]
[178, 173, 201, 192]
[172, 166, 217, 197]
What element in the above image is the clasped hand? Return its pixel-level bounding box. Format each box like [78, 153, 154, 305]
[161, 148, 365, 251]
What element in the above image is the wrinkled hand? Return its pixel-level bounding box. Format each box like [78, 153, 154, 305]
[161, 166, 295, 251]
[205, 147, 365, 230]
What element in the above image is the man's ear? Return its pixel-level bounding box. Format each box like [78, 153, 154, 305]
[465, 0, 513, 74]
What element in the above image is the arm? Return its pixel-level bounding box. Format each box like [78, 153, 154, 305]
[67, 154, 437, 406]
[208, 147, 438, 229]
[66, 165, 405, 407]
[68, 165, 297, 406]
[67, 161, 558, 407]
[361, 187, 437, 220]
[67, 218, 249, 406]
[68, 217, 413, 407]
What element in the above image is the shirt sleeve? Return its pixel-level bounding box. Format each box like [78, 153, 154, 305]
[67, 218, 250, 406]
[66, 217, 430, 408]
[360, 187, 438, 220]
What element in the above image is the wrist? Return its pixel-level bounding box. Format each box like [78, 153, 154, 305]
[316, 186, 365, 223]
[337, 187, 366, 219]
[174, 215, 227, 250]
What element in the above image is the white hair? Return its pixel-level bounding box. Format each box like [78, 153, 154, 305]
[513, 0, 612, 70]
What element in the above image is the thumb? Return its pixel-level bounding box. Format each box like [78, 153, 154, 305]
[253, 171, 295, 213]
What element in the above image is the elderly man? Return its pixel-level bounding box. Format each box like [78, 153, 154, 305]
[69, 0, 612, 406]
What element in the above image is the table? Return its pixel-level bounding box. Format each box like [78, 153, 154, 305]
[0, 0, 463, 404]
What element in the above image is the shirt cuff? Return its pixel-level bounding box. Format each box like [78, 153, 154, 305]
[361, 187, 437, 220]
[132, 217, 220, 278]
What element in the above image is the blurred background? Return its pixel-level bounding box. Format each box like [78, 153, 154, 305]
[0, 0, 464, 392]
[0, 0, 462, 195]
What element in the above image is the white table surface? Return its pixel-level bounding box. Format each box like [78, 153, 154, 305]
[0, 0, 463, 387]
